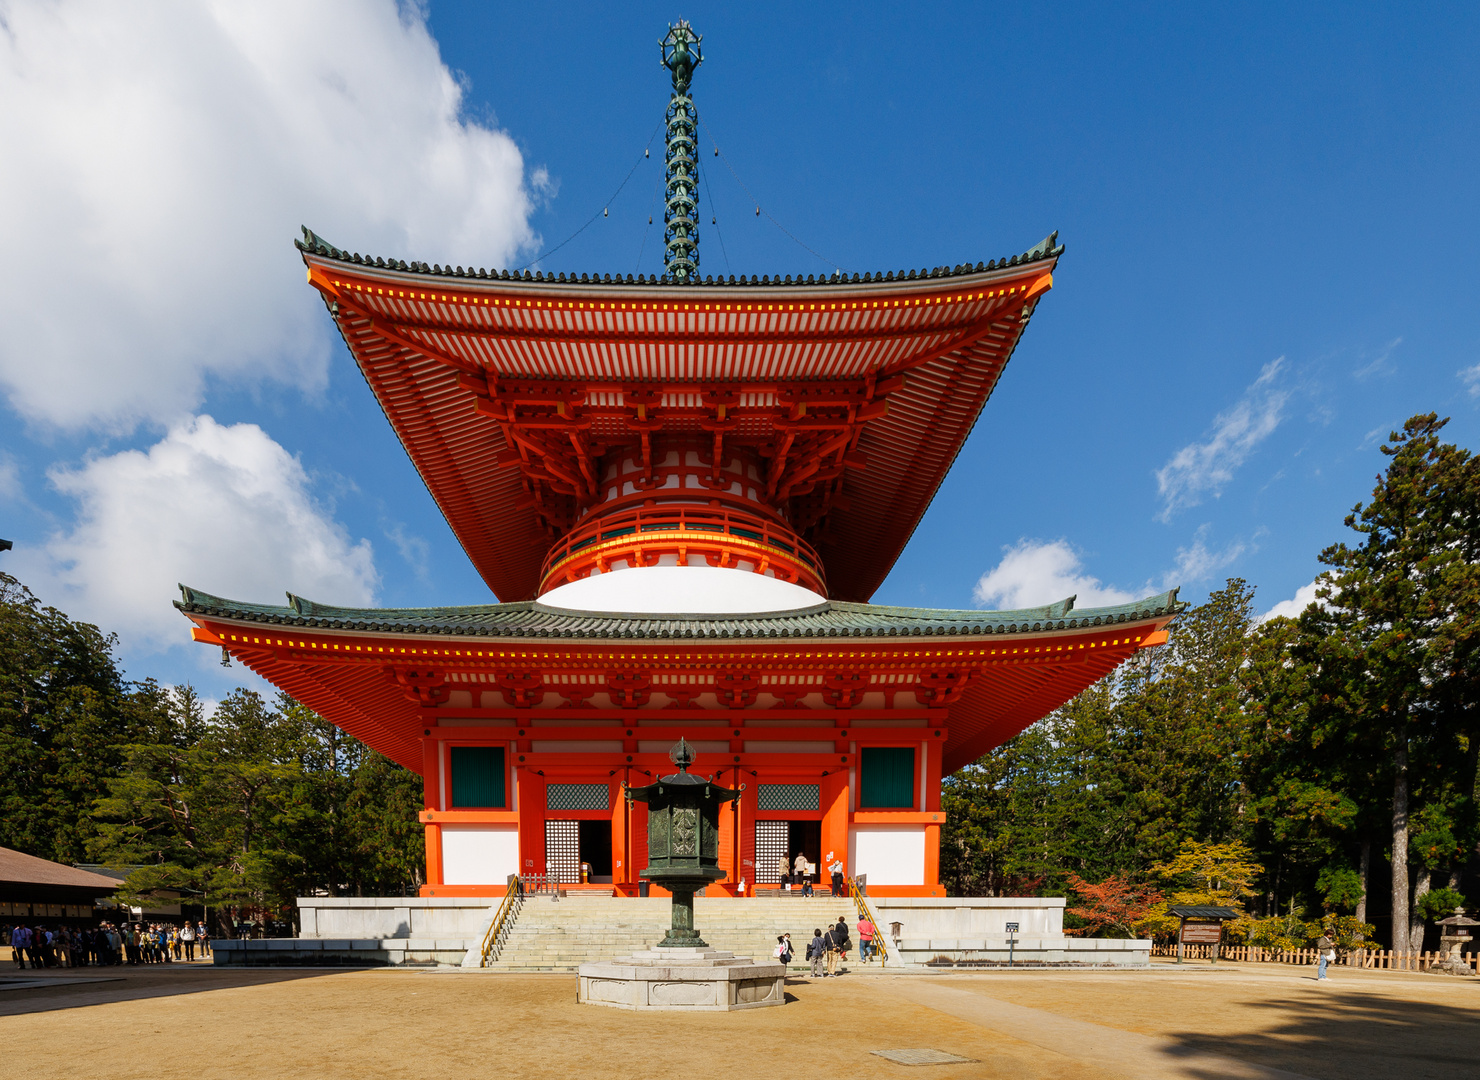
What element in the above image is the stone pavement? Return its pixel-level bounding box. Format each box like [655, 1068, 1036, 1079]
[3, 959, 1475, 1079]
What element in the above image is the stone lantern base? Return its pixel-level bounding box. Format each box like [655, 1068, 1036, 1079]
[578, 947, 786, 1011]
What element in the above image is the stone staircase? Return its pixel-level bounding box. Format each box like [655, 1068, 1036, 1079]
[484, 895, 882, 972]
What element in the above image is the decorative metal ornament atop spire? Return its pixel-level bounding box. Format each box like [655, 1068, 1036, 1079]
[660, 20, 702, 282]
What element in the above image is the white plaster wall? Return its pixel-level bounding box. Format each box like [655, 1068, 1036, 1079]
[441, 824, 520, 886]
[538, 566, 825, 614]
[850, 825, 926, 886]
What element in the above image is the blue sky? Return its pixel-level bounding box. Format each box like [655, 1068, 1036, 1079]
[1, 1, 1477, 701]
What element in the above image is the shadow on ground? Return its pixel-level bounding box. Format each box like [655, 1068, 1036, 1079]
[0, 964, 352, 1017]
[1161, 983, 1480, 1080]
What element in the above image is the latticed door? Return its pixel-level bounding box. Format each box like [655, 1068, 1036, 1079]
[545, 820, 580, 883]
[754, 820, 789, 884]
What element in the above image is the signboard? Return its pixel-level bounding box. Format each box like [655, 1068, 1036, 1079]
[1005, 922, 1020, 934]
[1180, 923, 1223, 944]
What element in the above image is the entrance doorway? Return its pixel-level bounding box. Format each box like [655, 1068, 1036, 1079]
[753, 820, 822, 885]
[578, 819, 613, 882]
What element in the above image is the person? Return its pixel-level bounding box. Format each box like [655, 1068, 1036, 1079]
[181, 921, 196, 962]
[822, 923, 840, 977]
[793, 852, 808, 893]
[807, 928, 826, 978]
[1317, 931, 1334, 980]
[834, 916, 850, 966]
[829, 859, 845, 898]
[801, 865, 814, 897]
[857, 915, 876, 962]
[777, 854, 791, 891]
[171, 924, 182, 961]
[13, 925, 32, 969]
[198, 922, 211, 958]
[773, 934, 793, 968]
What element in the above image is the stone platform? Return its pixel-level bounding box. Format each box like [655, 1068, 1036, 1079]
[578, 946, 785, 1011]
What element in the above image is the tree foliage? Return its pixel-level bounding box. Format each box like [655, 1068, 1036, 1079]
[942, 414, 1480, 952]
[0, 571, 424, 927]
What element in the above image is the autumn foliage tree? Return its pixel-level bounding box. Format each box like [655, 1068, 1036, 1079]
[1064, 874, 1162, 938]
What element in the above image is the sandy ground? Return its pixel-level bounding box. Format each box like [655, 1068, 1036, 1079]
[2, 958, 1475, 1080]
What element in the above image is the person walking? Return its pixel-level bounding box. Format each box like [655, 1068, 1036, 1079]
[1317, 932, 1334, 980]
[857, 914, 876, 962]
[807, 928, 826, 978]
[776, 853, 791, 891]
[834, 916, 851, 967]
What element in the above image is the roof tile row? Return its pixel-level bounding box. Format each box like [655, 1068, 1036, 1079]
[176, 586, 1181, 641]
[295, 227, 1064, 289]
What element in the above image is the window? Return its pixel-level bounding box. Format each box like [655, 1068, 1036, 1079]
[860, 747, 915, 809]
[546, 783, 609, 811]
[757, 784, 819, 811]
[450, 746, 506, 808]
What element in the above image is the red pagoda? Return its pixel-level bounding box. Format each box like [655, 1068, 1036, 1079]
[178, 22, 1176, 898]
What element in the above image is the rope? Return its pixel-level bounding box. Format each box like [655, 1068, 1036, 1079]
[701, 117, 846, 273]
[516, 121, 663, 271]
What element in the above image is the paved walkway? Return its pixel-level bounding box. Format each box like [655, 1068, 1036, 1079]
[2, 960, 1474, 1079]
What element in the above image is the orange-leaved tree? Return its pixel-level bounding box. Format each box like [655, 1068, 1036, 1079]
[1064, 873, 1163, 938]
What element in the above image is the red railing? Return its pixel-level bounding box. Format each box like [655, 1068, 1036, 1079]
[538, 502, 826, 595]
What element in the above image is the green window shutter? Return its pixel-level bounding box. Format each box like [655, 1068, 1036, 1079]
[860, 747, 915, 809]
[450, 746, 505, 808]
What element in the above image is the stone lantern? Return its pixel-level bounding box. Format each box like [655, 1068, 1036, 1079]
[1432, 908, 1478, 976]
[623, 737, 741, 947]
[577, 738, 785, 1011]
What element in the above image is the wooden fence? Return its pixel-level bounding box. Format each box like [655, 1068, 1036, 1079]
[1150, 941, 1478, 972]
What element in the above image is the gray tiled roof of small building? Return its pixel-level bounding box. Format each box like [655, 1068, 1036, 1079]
[294, 227, 1063, 289]
[175, 586, 1180, 640]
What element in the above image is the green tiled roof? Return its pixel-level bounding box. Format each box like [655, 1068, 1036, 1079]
[176, 586, 1180, 641]
[294, 227, 1064, 289]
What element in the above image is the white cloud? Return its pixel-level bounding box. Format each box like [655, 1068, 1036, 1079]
[18, 415, 377, 651]
[974, 539, 1139, 611]
[1259, 579, 1323, 622]
[1461, 363, 1480, 398]
[0, 0, 537, 431]
[1166, 525, 1249, 586]
[1155, 358, 1289, 521]
[0, 453, 19, 500]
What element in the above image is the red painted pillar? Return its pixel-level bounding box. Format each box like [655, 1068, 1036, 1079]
[821, 770, 849, 879]
[518, 770, 547, 875]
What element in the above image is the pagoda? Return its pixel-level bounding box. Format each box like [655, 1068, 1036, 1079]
[178, 22, 1177, 898]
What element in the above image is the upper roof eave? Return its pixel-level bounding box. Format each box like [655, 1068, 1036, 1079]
[294, 226, 1064, 299]
[175, 584, 1182, 640]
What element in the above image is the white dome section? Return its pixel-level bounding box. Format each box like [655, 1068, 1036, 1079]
[538, 565, 826, 615]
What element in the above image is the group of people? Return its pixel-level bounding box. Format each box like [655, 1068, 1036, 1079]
[772, 913, 879, 977]
[5, 921, 211, 969]
[775, 853, 849, 897]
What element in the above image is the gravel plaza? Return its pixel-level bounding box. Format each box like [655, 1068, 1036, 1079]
[3, 958, 1475, 1080]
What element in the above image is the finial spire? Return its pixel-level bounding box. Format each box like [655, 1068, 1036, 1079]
[659, 21, 702, 282]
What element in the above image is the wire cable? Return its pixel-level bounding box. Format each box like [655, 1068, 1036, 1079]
[516, 121, 663, 271]
[701, 117, 845, 273]
[635, 168, 664, 274]
[696, 153, 731, 274]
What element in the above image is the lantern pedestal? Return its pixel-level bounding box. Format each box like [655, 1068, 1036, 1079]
[578, 947, 786, 1011]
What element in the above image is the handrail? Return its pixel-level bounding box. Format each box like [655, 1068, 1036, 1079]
[478, 875, 527, 967]
[848, 877, 890, 968]
[539, 502, 825, 586]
